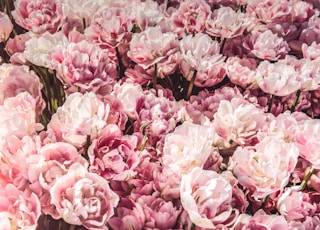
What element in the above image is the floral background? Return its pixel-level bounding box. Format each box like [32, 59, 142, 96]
[0, 0, 320, 229]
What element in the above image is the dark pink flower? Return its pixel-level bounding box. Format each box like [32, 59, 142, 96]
[88, 124, 140, 181]
[169, 0, 211, 38]
[50, 40, 117, 94]
[136, 195, 182, 229]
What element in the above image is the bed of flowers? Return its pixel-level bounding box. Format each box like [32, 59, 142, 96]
[1, 0, 320, 229]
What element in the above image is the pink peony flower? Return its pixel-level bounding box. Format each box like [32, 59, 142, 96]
[162, 121, 213, 177]
[0, 92, 43, 139]
[298, 58, 320, 91]
[131, 0, 164, 31]
[256, 60, 301, 97]
[112, 82, 144, 119]
[246, 0, 291, 24]
[169, 0, 211, 38]
[5, 32, 32, 65]
[88, 124, 140, 181]
[24, 31, 68, 68]
[0, 12, 13, 42]
[136, 195, 182, 229]
[206, 6, 249, 38]
[134, 88, 181, 145]
[108, 197, 146, 230]
[179, 33, 226, 87]
[226, 56, 258, 89]
[12, 0, 62, 34]
[46, 92, 109, 149]
[0, 135, 41, 189]
[302, 42, 320, 60]
[0, 184, 41, 229]
[187, 86, 245, 123]
[233, 209, 288, 230]
[231, 137, 299, 199]
[0, 63, 45, 117]
[50, 40, 117, 94]
[295, 119, 320, 169]
[127, 26, 179, 70]
[212, 98, 266, 148]
[85, 7, 133, 48]
[277, 188, 316, 221]
[180, 167, 237, 229]
[50, 163, 119, 229]
[243, 30, 290, 61]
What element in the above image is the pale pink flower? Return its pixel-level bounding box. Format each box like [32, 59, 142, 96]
[0, 12, 13, 42]
[291, 0, 314, 23]
[88, 124, 140, 181]
[47, 92, 109, 149]
[212, 98, 266, 148]
[112, 82, 144, 119]
[85, 7, 133, 48]
[0, 184, 41, 230]
[5, 32, 32, 65]
[50, 40, 117, 94]
[24, 31, 68, 68]
[127, 26, 179, 70]
[12, 0, 62, 34]
[108, 197, 146, 230]
[180, 167, 237, 229]
[0, 135, 41, 189]
[129, 0, 164, 31]
[243, 30, 290, 61]
[302, 42, 320, 60]
[136, 195, 182, 229]
[179, 33, 226, 87]
[288, 216, 320, 230]
[226, 56, 258, 89]
[0, 92, 43, 139]
[231, 137, 299, 199]
[298, 58, 320, 91]
[233, 209, 288, 230]
[277, 188, 316, 221]
[162, 122, 213, 177]
[50, 163, 119, 229]
[169, 0, 211, 38]
[246, 0, 291, 24]
[206, 6, 249, 38]
[0, 64, 45, 117]
[60, 0, 108, 22]
[256, 60, 301, 96]
[295, 119, 320, 169]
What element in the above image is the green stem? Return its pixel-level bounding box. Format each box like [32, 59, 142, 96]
[290, 90, 301, 113]
[261, 195, 269, 210]
[185, 70, 197, 100]
[267, 94, 274, 113]
[115, 46, 125, 79]
[300, 167, 315, 191]
[153, 63, 158, 91]
[220, 37, 227, 54]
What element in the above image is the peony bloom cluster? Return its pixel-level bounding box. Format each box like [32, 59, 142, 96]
[1, 0, 320, 229]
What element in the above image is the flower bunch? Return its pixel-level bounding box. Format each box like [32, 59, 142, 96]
[0, 0, 320, 229]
